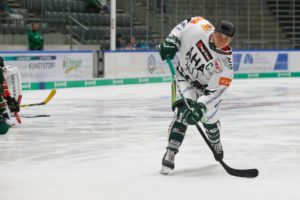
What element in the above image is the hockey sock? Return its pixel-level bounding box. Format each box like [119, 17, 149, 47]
[167, 106, 188, 152]
[203, 121, 221, 144]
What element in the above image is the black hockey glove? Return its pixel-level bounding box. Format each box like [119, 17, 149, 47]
[158, 35, 180, 60]
[183, 101, 206, 125]
[5, 96, 20, 112]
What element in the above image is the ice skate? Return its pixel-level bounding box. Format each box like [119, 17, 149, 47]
[160, 149, 176, 175]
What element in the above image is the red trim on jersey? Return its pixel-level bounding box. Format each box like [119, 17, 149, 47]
[222, 46, 230, 51]
[2, 79, 11, 97]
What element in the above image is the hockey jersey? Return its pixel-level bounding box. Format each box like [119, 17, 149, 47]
[170, 16, 233, 113]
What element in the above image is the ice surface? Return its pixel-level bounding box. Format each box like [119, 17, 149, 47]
[0, 78, 300, 200]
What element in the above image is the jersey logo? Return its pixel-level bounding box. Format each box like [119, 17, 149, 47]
[214, 60, 223, 73]
[222, 57, 233, 70]
[196, 40, 213, 62]
[219, 77, 232, 87]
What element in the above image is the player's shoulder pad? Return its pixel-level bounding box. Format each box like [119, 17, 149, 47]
[189, 17, 214, 31]
[3, 65, 19, 75]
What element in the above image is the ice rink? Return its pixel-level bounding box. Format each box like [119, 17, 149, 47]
[0, 78, 300, 200]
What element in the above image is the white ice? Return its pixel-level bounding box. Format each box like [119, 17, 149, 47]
[0, 78, 300, 200]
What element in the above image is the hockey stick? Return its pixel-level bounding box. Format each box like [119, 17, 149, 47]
[14, 95, 22, 123]
[21, 89, 56, 108]
[166, 59, 258, 178]
[20, 114, 50, 118]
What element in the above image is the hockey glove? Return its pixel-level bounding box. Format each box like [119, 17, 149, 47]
[159, 35, 180, 60]
[5, 96, 20, 112]
[183, 101, 206, 125]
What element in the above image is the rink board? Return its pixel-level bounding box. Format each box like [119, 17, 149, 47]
[104, 50, 300, 77]
[0, 51, 94, 83]
[25, 50, 300, 90]
[1, 50, 300, 90]
[21, 71, 300, 90]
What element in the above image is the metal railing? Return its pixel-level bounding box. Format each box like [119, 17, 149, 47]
[128, 0, 299, 49]
[3, 0, 300, 49]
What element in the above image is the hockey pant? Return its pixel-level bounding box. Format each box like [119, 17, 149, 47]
[167, 78, 222, 152]
[167, 102, 222, 153]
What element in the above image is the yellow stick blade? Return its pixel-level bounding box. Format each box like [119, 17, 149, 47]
[43, 89, 56, 104]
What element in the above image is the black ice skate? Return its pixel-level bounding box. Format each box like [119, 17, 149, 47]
[160, 149, 176, 175]
[211, 141, 223, 161]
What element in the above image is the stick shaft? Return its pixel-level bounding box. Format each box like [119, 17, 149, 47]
[21, 89, 56, 108]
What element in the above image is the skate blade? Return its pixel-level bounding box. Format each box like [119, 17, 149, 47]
[160, 166, 173, 175]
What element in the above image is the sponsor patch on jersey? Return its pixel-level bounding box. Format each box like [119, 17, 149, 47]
[201, 23, 214, 32]
[196, 40, 213, 62]
[222, 57, 233, 69]
[214, 59, 223, 73]
[219, 77, 232, 87]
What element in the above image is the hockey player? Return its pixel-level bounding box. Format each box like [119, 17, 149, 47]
[159, 17, 235, 174]
[0, 56, 20, 128]
[0, 60, 10, 135]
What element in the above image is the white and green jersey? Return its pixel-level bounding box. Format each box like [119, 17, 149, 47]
[170, 16, 234, 124]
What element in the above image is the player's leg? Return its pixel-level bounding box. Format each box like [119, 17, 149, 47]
[160, 77, 197, 174]
[201, 101, 224, 161]
[203, 121, 223, 161]
[161, 103, 188, 174]
[0, 95, 14, 128]
[0, 99, 10, 135]
[0, 113, 10, 135]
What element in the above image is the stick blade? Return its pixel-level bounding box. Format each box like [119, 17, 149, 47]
[43, 89, 56, 104]
[220, 161, 259, 178]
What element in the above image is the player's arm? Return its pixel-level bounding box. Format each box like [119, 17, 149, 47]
[158, 34, 180, 61]
[184, 62, 233, 125]
[159, 16, 206, 61]
[158, 17, 194, 60]
[198, 75, 232, 107]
